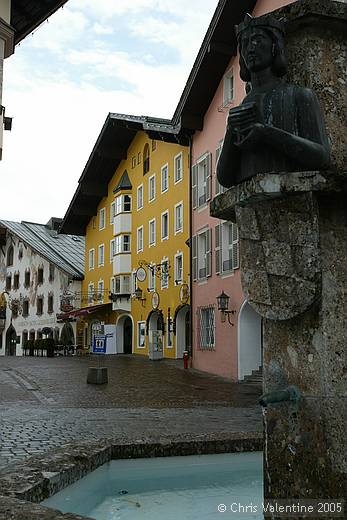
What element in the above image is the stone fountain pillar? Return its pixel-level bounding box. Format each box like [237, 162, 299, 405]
[211, 0, 346, 506]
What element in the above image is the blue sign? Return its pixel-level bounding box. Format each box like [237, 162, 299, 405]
[92, 335, 107, 353]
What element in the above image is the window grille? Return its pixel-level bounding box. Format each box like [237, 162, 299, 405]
[198, 306, 215, 350]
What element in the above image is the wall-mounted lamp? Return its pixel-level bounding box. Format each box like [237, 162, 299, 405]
[216, 291, 236, 326]
[134, 287, 146, 305]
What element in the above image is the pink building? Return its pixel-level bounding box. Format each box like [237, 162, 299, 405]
[173, 0, 295, 380]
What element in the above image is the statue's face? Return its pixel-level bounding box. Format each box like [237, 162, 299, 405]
[240, 28, 273, 73]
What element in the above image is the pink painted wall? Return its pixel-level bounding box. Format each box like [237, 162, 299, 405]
[191, 0, 296, 380]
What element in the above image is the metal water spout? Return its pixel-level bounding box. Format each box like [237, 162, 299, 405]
[259, 385, 301, 407]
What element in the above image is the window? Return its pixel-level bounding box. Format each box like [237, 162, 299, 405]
[110, 276, 115, 295]
[110, 239, 115, 261]
[92, 217, 96, 229]
[6, 245, 14, 266]
[29, 330, 35, 341]
[137, 184, 143, 210]
[22, 299, 29, 317]
[13, 272, 19, 290]
[137, 226, 144, 252]
[110, 201, 116, 224]
[152, 140, 157, 151]
[48, 294, 54, 314]
[132, 156, 136, 168]
[98, 244, 105, 266]
[161, 164, 169, 193]
[131, 271, 138, 294]
[115, 194, 131, 214]
[114, 275, 131, 294]
[198, 306, 215, 350]
[99, 208, 106, 230]
[149, 219, 156, 247]
[115, 234, 131, 254]
[174, 152, 183, 183]
[215, 222, 240, 275]
[148, 263, 156, 292]
[192, 228, 212, 281]
[37, 296, 44, 316]
[148, 174, 156, 202]
[223, 67, 234, 105]
[192, 153, 212, 208]
[49, 263, 55, 282]
[137, 321, 146, 348]
[24, 269, 30, 288]
[161, 211, 169, 240]
[143, 143, 150, 174]
[89, 249, 95, 270]
[214, 141, 227, 196]
[88, 282, 94, 304]
[97, 280, 104, 303]
[38, 267, 44, 285]
[161, 258, 169, 289]
[174, 202, 183, 234]
[137, 152, 142, 164]
[174, 253, 183, 285]
[5, 275, 11, 291]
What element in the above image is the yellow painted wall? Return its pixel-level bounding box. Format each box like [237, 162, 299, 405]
[81, 130, 190, 357]
[130, 134, 190, 359]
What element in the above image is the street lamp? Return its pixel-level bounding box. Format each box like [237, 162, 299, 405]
[216, 291, 236, 326]
[134, 287, 146, 305]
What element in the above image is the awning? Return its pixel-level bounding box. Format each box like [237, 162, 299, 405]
[57, 303, 111, 320]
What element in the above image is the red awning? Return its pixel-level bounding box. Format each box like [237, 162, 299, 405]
[57, 303, 111, 320]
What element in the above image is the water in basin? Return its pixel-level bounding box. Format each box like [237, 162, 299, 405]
[42, 452, 263, 520]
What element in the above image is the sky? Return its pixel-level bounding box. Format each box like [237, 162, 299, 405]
[1, 0, 217, 224]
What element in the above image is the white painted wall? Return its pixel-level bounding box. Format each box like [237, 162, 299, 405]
[237, 301, 262, 380]
[113, 253, 131, 275]
[0, 232, 82, 356]
[114, 214, 131, 235]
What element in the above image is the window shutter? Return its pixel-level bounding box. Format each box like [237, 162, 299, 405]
[215, 147, 221, 196]
[192, 164, 198, 209]
[215, 224, 221, 274]
[206, 153, 212, 201]
[206, 228, 212, 277]
[232, 224, 240, 269]
[192, 235, 198, 281]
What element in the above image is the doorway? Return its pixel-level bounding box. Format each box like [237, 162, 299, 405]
[123, 316, 132, 354]
[238, 301, 262, 380]
[5, 324, 17, 356]
[175, 305, 190, 359]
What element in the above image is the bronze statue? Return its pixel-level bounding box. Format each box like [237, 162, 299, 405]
[217, 14, 331, 187]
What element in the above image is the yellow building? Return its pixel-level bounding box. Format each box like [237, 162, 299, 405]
[60, 113, 190, 359]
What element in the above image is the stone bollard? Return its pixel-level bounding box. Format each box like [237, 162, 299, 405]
[87, 367, 108, 385]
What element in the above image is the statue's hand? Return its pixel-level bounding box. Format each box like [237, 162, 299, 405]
[236, 123, 265, 149]
[228, 102, 258, 134]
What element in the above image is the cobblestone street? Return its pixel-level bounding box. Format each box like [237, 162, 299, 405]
[0, 355, 262, 470]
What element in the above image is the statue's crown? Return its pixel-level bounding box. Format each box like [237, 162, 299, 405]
[236, 13, 285, 38]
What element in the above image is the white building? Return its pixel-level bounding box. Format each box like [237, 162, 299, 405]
[0, 217, 84, 356]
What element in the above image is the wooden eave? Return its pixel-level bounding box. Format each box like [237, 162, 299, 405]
[11, 0, 68, 45]
[173, 0, 257, 129]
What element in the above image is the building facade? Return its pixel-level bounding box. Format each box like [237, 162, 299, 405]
[60, 113, 190, 358]
[171, 0, 295, 380]
[0, 218, 84, 356]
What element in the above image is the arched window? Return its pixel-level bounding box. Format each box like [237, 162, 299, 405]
[6, 245, 14, 266]
[143, 143, 150, 175]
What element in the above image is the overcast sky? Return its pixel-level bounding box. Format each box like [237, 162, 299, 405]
[1, 0, 217, 224]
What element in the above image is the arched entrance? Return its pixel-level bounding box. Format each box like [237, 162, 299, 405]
[174, 305, 190, 359]
[238, 301, 262, 381]
[147, 310, 164, 360]
[116, 314, 133, 354]
[60, 322, 75, 346]
[5, 324, 17, 356]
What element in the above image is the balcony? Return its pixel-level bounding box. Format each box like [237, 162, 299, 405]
[113, 253, 131, 275]
[114, 213, 131, 236]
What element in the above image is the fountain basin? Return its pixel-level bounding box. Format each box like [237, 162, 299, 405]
[42, 452, 263, 520]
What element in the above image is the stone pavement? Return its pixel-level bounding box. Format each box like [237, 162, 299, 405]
[0, 355, 262, 471]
